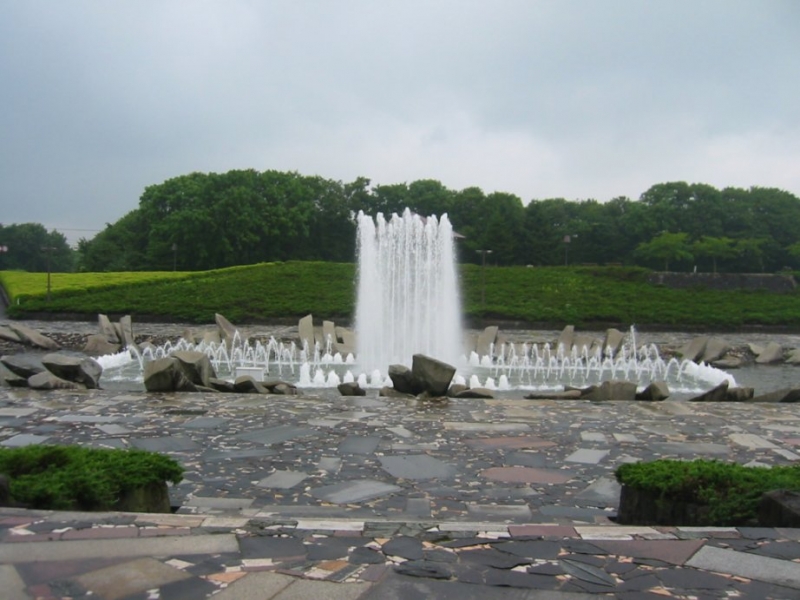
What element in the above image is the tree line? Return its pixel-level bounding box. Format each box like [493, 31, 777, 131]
[4, 170, 800, 273]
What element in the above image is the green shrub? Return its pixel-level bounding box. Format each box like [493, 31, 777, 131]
[0, 445, 184, 511]
[616, 459, 800, 525]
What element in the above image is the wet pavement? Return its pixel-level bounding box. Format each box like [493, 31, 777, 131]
[2, 386, 800, 599]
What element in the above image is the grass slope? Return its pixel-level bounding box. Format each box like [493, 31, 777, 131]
[3, 263, 800, 327]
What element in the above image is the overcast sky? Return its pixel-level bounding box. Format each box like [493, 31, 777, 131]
[1, 1, 798, 245]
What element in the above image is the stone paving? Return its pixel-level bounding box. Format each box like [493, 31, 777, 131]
[1, 387, 800, 598]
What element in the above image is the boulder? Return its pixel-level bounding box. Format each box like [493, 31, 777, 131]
[83, 334, 120, 356]
[759, 489, 800, 528]
[582, 380, 637, 401]
[335, 326, 356, 358]
[338, 382, 366, 396]
[202, 330, 222, 345]
[1, 354, 46, 378]
[233, 376, 268, 394]
[524, 390, 583, 400]
[98, 314, 120, 343]
[687, 381, 729, 402]
[785, 348, 800, 365]
[209, 377, 236, 393]
[454, 387, 495, 399]
[171, 351, 215, 387]
[603, 328, 625, 357]
[678, 336, 708, 362]
[379, 386, 416, 399]
[322, 320, 338, 353]
[476, 326, 499, 357]
[572, 334, 594, 355]
[748, 342, 765, 356]
[0, 326, 22, 344]
[215, 313, 238, 345]
[727, 387, 755, 402]
[701, 337, 731, 363]
[298, 314, 315, 353]
[388, 364, 422, 395]
[270, 383, 298, 395]
[751, 388, 800, 403]
[636, 381, 670, 401]
[447, 383, 468, 397]
[756, 342, 784, 364]
[28, 371, 83, 390]
[143, 358, 198, 392]
[41, 353, 102, 389]
[411, 354, 456, 397]
[119, 315, 135, 349]
[556, 325, 575, 355]
[7, 323, 59, 351]
[711, 356, 743, 369]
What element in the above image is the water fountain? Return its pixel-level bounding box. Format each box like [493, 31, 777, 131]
[95, 208, 736, 395]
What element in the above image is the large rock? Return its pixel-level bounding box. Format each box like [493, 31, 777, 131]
[7, 323, 59, 351]
[556, 325, 575, 355]
[688, 381, 729, 402]
[476, 326, 498, 357]
[572, 334, 594, 355]
[171, 350, 215, 387]
[582, 380, 637, 401]
[28, 371, 83, 390]
[678, 336, 708, 362]
[379, 386, 416, 399]
[298, 314, 315, 354]
[701, 337, 731, 363]
[322, 320, 338, 353]
[143, 358, 198, 392]
[636, 381, 670, 401]
[711, 356, 743, 369]
[0, 354, 46, 378]
[388, 364, 422, 395]
[119, 315, 135, 349]
[233, 376, 268, 394]
[603, 328, 625, 357]
[756, 342, 784, 364]
[751, 388, 800, 403]
[335, 326, 356, 357]
[0, 326, 22, 344]
[42, 353, 102, 389]
[338, 382, 366, 396]
[411, 354, 456, 397]
[263, 380, 298, 395]
[97, 314, 120, 343]
[215, 313, 238, 345]
[785, 348, 800, 365]
[83, 334, 120, 356]
[454, 387, 495, 399]
[727, 387, 755, 402]
[524, 390, 582, 400]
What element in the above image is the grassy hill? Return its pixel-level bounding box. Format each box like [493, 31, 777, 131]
[2, 262, 800, 328]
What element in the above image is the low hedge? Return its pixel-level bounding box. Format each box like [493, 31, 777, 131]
[615, 459, 800, 525]
[0, 445, 184, 511]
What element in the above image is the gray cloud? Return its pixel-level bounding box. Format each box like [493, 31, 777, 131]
[1, 0, 798, 245]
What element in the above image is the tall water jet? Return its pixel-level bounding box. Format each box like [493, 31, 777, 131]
[355, 209, 462, 372]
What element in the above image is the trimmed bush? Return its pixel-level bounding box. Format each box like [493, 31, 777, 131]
[615, 459, 800, 526]
[0, 445, 183, 512]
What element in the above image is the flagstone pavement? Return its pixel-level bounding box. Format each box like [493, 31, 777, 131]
[2, 386, 800, 599]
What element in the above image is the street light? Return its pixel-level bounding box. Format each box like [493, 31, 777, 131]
[476, 249, 492, 309]
[41, 246, 56, 301]
[172, 243, 177, 272]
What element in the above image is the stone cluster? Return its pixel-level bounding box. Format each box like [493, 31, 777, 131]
[0, 352, 101, 390]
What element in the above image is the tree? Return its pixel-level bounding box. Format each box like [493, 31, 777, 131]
[0, 223, 73, 272]
[692, 236, 738, 273]
[634, 232, 693, 271]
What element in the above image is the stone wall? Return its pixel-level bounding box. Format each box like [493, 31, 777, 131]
[647, 272, 796, 293]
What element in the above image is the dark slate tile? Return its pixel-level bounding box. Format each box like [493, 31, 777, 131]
[381, 536, 424, 560]
[394, 560, 452, 579]
[539, 505, 609, 520]
[527, 562, 565, 576]
[749, 540, 800, 560]
[349, 546, 386, 564]
[482, 567, 562, 589]
[459, 548, 532, 569]
[305, 538, 360, 561]
[423, 548, 458, 563]
[202, 448, 277, 461]
[503, 452, 547, 468]
[560, 540, 604, 555]
[737, 527, 782, 540]
[310, 479, 402, 504]
[158, 576, 217, 600]
[379, 455, 457, 480]
[559, 558, 617, 587]
[182, 417, 228, 429]
[238, 535, 307, 559]
[616, 573, 662, 591]
[236, 425, 316, 445]
[337, 435, 381, 455]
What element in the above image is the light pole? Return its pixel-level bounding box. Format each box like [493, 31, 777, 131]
[42, 246, 55, 301]
[172, 243, 177, 272]
[476, 249, 492, 310]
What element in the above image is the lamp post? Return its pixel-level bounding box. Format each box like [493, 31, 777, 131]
[172, 243, 177, 272]
[41, 246, 55, 301]
[476, 249, 492, 309]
